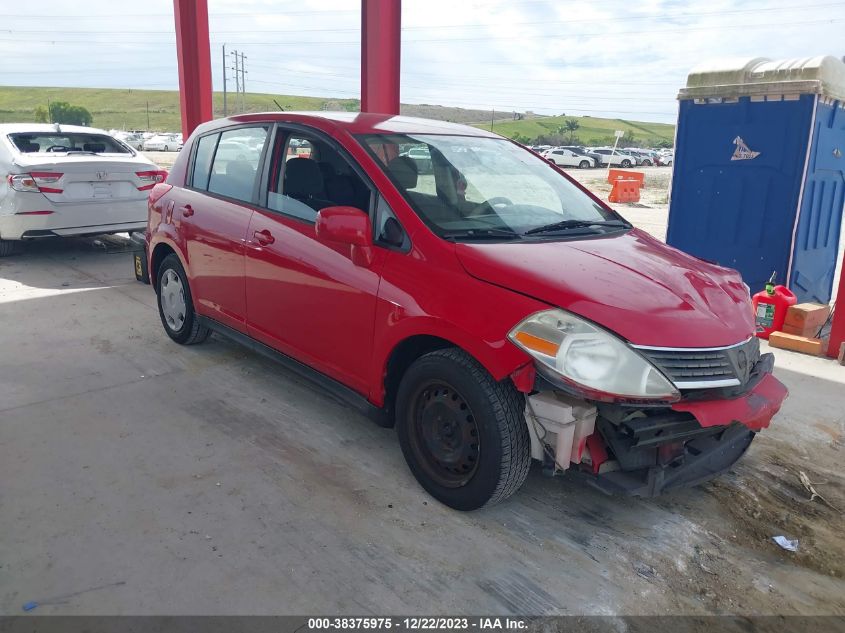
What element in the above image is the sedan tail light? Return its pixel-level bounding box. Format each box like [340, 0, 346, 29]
[7, 172, 64, 194]
[136, 170, 168, 191]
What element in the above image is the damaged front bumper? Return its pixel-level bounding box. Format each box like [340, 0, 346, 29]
[524, 353, 788, 497]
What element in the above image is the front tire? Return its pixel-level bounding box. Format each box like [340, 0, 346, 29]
[395, 348, 531, 511]
[578, 160, 590, 169]
[621, 159, 632, 168]
[156, 254, 210, 345]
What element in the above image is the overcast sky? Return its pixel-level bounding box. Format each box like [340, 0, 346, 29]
[1, 0, 842, 123]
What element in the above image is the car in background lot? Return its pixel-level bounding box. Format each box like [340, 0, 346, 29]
[143, 133, 183, 152]
[112, 131, 146, 150]
[542, 147, 594, 168]
[0, 123, 166, 256]
[400, 145, 433, 173]
[622, 148, 656, 166]
[589, 148, 636, 167]
[142, 112, 787, 511]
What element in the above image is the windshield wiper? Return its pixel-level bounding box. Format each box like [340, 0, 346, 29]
[523, 219, 629, 236]
[442, 227, 523, 241]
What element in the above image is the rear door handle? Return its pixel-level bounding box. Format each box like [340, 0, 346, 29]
[180, 204, 194, 217]
[253, 229, 275, 246]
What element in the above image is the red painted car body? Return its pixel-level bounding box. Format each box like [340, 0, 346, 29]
[145, 112, 787, 498]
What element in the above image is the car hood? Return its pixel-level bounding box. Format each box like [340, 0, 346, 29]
[454, 229, 755, 348]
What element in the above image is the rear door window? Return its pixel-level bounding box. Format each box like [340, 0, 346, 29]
[206, 127, 269, 203]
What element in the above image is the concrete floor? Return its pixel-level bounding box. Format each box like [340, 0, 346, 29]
[1, 234, 843, 616]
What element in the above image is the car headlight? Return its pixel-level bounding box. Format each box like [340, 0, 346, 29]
[508, 309, 680, 401]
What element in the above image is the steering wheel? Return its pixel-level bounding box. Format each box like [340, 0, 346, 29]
[468, 196, 514, 217]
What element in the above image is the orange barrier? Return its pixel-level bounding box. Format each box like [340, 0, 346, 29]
[607, 169, 645, 186]
[608, 178, 641, 203]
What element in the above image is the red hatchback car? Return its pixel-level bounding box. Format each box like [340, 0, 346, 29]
[143, 113, 787, 511]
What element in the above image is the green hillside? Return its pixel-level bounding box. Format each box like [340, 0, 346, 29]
[0, 86, 675, 146]
[0, 86, 359, 131]
[474, 114, 676, 146]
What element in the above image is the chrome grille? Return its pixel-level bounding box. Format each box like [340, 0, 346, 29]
[635, 337, 760, 389]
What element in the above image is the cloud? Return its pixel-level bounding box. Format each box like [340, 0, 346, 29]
[0, 0, 841, 123]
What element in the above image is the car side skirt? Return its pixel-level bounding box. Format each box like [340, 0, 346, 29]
[196, 316, 390, 427]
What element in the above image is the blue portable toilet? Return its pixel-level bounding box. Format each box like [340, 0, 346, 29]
[667, 55, 845, 303]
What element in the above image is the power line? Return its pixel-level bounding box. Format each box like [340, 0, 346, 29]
[0, 16, 839, 43]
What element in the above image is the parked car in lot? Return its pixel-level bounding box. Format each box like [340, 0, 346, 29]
[542, 147, 595, 168]
[622, 148, 656, 166]
[0, 123, 166, 256]
[143, 112, 787, 510]
[144, 133, 182, 152]
[590, 148, 636, 167]
[400, 145, 433, 173]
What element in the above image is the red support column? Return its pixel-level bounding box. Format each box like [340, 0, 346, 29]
[827, 269, 845, 358]
[361, 0, 401, 115]
[173, 0, 213, 139]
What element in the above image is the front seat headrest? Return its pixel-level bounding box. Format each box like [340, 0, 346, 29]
[387, 156, 419, 190]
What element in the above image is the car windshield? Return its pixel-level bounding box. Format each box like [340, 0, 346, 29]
[8, 132, 131, 155]
[359, 134, 626, 240]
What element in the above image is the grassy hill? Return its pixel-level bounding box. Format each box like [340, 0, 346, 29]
[0, 86, 675, 146]
[474, 114, 676, 146]
[0, 86, 360, 131]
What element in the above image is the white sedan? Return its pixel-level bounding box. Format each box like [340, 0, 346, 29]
[0, 123, 166, 256]
[143, 134, 182, 151]
[589, 148, 637, 168]
[542, 148, 595, 168]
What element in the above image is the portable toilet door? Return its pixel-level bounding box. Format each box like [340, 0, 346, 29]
[667, 56, 845, 303]
[789, 93, 845, 301]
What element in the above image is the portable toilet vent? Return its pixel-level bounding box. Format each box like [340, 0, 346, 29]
[667, 55, 845, 303]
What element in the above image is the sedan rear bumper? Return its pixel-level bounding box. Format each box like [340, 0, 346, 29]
[0, 199, 147, 240]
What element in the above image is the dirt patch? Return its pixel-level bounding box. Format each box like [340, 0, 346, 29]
[704, 447, 844, 579]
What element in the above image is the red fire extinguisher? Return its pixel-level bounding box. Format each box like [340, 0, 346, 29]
[751, 272, 797, 339]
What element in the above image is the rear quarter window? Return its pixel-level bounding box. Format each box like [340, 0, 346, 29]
[191, 133, 219, 190]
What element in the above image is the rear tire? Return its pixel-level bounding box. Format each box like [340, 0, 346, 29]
[578, 160, 590, 169]
[395, 348, 531, 511]
[0, 240, 16, 257]
[156, 254, 210, 345]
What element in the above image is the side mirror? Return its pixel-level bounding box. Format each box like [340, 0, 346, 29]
[316, 206, 372, 247]
[315, 206, 374, 267]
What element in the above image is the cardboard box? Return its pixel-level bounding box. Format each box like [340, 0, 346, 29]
[783, 303, 830, 337]
[768, 331, 825, 356]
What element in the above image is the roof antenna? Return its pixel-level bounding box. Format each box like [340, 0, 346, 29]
[273, 99, 285, 112]
[53, 122, 61, 133]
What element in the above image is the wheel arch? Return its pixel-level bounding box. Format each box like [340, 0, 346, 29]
[150, 240, 187, 291]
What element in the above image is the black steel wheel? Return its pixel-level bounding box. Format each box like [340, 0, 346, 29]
[407, 380, 481, 488]
[395, 348, 531, 511]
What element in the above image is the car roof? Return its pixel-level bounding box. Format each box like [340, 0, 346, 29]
[196, 112, 502, 138]
[0, 123, 111, 135]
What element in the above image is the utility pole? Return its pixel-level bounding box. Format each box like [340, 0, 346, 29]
[222, 43, 228, 116]
[239, 52, 247, 112]
[231, 49, 240, 113]
[490, 108, 494, 132]
[146, 101, 150, 129]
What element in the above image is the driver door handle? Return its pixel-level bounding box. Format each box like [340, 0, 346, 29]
[253, 229, 275, 246]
